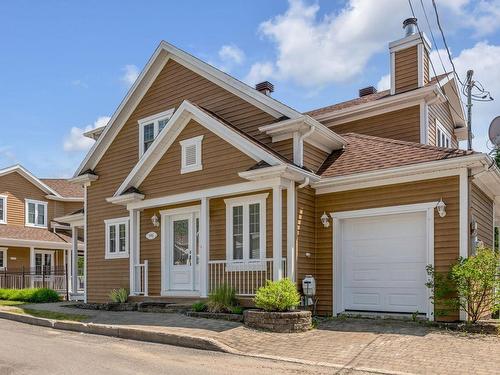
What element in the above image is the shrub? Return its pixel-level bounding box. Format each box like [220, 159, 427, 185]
[192, 301, 207, 312]
[426, 247, 500, 323]
[254, 278, 301, 312]
[230, 306, 244, 315]
[109, 288, 128, 303]
[207, 284, 237, 313]
[0, 288, 60, 303]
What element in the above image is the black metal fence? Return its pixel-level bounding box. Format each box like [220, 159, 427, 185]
[0, 265, 69, 299]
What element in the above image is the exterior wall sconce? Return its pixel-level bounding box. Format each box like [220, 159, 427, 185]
[151, 213, 160, 227]
[321, 212, 330, 228]
[436, 199, 446, 218]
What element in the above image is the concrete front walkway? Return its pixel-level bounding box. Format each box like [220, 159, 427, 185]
[6, 302, 500, 375]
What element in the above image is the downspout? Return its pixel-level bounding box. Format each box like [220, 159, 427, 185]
[296, 126, 315, 167]
[298, 177, 310, 189]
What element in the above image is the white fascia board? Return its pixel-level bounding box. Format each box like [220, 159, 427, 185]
[0, 165, 61, 197]
[238, 165, 320, 183]
[313, 154, 489, 194]
[68, 173, 99, 185]
[45, 195, 84, 202]
[106, 193, 145, 205]
[312, 84, 440, 123]
[75, 41, 302, 177]
[0, 237, 74, 250]
[114, 100, 284, 197]
[83, 126, 105, 140]
[259, 115, 346, 151]
[443, 78, 466, 128]
[54, 213, 84, 226]
[454, 127, 468, 141]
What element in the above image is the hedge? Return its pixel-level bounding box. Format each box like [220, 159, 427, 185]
[0, 288, 60, 303]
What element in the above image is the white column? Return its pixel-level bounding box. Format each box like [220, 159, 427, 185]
[200, 197, 210, 297]
[71, 226, 78, 294]
[129, 209, 140, 295]
[273, 186, 283, 280]
[29, 247, 35, 288]
[286, 180, 296, 282]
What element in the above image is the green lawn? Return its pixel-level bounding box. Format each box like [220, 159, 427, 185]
[0, 300, 25, 306]
[0, 300, 88, 322]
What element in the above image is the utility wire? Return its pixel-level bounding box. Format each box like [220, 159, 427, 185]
[407, 0, 466, 122]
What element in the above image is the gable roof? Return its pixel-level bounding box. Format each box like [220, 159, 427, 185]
[113, 100, 294, 197]
[40, 179, 84, 198]
[74, 40, 302, 178]
[317, 133, 474, 178]
[0, 165, 61, 197]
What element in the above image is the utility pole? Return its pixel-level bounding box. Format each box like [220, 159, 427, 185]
[466, 69, 474, 151]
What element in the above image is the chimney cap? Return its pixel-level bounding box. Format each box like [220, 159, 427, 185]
[403, 18, 418, 36]
[255, 81, 274, 95]
[359, 86, 377, 97]
[403, 17, 417, 27]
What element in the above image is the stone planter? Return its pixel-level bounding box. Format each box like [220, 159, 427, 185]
[243, 309, 311, 333]
[104, 302, 137, 311]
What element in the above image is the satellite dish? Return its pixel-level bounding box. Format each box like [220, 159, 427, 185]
[488, 116, 500, 147]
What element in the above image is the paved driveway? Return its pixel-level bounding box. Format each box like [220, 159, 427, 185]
[17, 303, 500, 374]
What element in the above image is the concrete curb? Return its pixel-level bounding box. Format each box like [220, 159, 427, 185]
[0, 311, 232, 353]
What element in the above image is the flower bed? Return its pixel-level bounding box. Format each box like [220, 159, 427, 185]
[186, 311, 244, 322]
[244, 309, 311, 333]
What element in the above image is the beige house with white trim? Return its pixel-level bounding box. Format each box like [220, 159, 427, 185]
[72, 19, 500, 321]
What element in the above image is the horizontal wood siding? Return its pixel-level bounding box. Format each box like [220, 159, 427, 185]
[428, 101, 458, 148]
[3, 247, 65, 271]
[471, 183, 493, 249]
[296, 187, 316, 286]
[395, 46, 418, 93]
[315, 176, 460, 320]
[87, 58, 276, 303]
[272, 139, 293, 162]
[325, 105, 421, 143]
[303, 143, 329, 173]
[0, 172, 49, 226]
[139, 120, 254, 198]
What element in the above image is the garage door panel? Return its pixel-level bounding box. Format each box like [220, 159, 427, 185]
[340, 211, 428, 314]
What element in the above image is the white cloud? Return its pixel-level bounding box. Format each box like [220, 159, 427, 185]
[219, 45, 245, 65]
[251, 0, 409, 88]
[0, 146, 17, 165]
[376, 74, 390, 91]
[63, 116, 111, 152]
[245, 62, 275, 85]
[121, 64, 140, 86]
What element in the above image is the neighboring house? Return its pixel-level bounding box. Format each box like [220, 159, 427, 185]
[0, 165, 84, 297]
[72, 19, 500, 321]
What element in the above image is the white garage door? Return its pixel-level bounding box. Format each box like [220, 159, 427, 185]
[341, 211, 428, 314]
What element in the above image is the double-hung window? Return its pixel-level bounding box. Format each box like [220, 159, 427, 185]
[138, 108, 175, 156]
[25, 199, 47, 228]
[225, 193, 267, 270]
[105, 217, 129, 259]
[0, 195, 7, 224]
[0, 248, 6, 270]
[436, 120, 451, 148]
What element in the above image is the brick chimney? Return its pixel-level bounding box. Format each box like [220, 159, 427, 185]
[255, 81, 274, 96]
[389, 18, 431, 95]
[359, 86, 377, 97]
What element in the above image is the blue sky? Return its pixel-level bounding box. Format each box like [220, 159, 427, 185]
[0, 0, 499, 177]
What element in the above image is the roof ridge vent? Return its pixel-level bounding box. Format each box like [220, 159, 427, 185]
[359, 86, 377, 97]
[255, 81, 274, 96]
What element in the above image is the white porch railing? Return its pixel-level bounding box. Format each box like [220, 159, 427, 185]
[77, 275, 85, 292]
[0, 274, 67, 292]
[132, 261, 148, 296]
[208, 258, 287, 296]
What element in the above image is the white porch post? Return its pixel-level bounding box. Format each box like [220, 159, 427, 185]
[273, 186, 283, 280]
[29, 247, 35, 288]
[200, 197, 210, 297]
[129, 209, 140, 295]
[286, 180, 296, 282]
[71, 226, 78, 294]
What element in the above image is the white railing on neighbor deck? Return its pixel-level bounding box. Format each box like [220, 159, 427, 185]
[0, 274, 67, 292]
[132, 261, 148, 296]
[77, 275, 85, 292]
[208, 258, 287, 296]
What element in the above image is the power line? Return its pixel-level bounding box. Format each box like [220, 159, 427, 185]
[407, 0, 466, 123]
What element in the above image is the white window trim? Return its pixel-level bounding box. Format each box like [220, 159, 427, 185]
[0, 247, 7, 270]
[0, 195, 7, 224]
[25, 199, 48, 228]
[224, 193, 268, 271]
[180, 135, 204, 174]
[436, 119, 451, 148]
[105, 217, 130, 259]
[138, 108, 175, 157]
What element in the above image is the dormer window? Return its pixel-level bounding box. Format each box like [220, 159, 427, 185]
[138, 109, 175, 156]
[436, 120, 451, 148]
[180, 135, 203, 174]
[0, 195, 6, 224]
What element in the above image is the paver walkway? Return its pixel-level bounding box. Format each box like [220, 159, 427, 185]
[8, 302, 500, 375]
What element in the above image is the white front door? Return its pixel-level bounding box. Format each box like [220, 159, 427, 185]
[34, 250, 54, 275]
[340, 211, 428, 314]
[165, 210, 200, 293]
